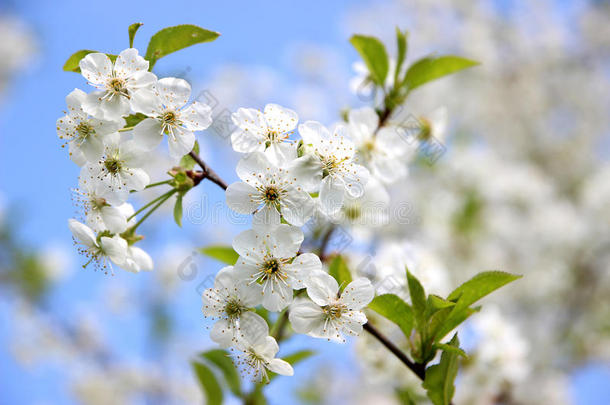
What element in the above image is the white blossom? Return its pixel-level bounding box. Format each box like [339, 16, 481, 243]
[57, 89, 124, 164]
[230, 103, 298, 163]
[71, 177, 130, 234]
[292, 121, 369, 215]
[232, 224, 322, 311]
[226, 152, 315, 227]
[80, 133, 150, 206]
[290, 272, 374, 343]
[68, 219, 128, 273]
[202, 266, 268, 348]
[131, 77, 213, 158]
[232, 334, 293, 382]
[79, 48, 156, 120]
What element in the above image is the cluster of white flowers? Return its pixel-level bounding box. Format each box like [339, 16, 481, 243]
[58, 48, 213, 274]
[197, 100, 432, 379]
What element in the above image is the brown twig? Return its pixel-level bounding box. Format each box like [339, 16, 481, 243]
[188, 151, 229, 190]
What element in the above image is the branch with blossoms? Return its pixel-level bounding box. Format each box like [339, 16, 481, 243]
[58, 24, 521, 405]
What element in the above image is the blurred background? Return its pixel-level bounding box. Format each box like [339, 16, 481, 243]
[1, 0, 610, 404]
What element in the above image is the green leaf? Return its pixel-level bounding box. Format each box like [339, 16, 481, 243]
[433, 342, 467, 358]
[128, 23, 143, 48]
[198, 245, 239, 265]
[191, 361, 223, 405]
[123, 113, 147, 128]
[368, 294, 414, 338]
[145, 24, 220, 69]
[350, 34, 389, 86]
[403, 55, 479, 92]
[199, 349, 241, 397]
[394, 28, 408, 85]
[328, 255, 353, 291]
[407, 269, 427, 331]
[63, 50, 117, 73]
[423, 334, 460, 405]
[179, 141, 200, 170]
[268, 350, 315, 382]
[435, 271, 520, 340]
[173, 194, 183, 227]
[447, 271, 521, 305]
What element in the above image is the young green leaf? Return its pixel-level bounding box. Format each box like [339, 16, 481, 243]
[435, 271, 520, 340]
[407, 269, 427, 331]
[128, 23, 143, 48]
[433, 342, 467, 358]
[328, 255, 353, 291]
[173, 195, 183, 227]
[350, 34, 389, 86]
[63, 50, 117, 73]
[422, 334, 460, 405]
[198, 245, 239, 265]
[368, 293, 414, 338]
[394, 28, 408, 85]
[191, 361, 223, 405]
[199, 349, 241, 397]
[403, 55, 479, 92]
[123, 113, 147, 128]
[145, 24, 220, 69]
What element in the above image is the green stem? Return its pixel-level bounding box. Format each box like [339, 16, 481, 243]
[127, 189, 176, 221]
[130, 179, 172, 193]
[118, 126, 134, 132]
[128, 189, 177, 233]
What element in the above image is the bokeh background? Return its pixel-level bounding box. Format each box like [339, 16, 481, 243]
[1, 0, 610, 404]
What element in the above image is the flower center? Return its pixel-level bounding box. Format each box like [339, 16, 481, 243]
[162, 111, 177, 125]
[262, 258, 280, 275]
[90, 197, 107, 211]
[225, 299, 243, 319]
[323, 302, 347, 319]
[344, 204, 361, 220]
[264, 186, 279, 202]
[103, 157, 123, 174]
[76, 122, 95, 139]
[107, 77, 127, 96]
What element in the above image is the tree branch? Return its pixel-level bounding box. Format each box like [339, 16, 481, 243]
[363, 322, 426, 380]
[188, 151, 229, 190]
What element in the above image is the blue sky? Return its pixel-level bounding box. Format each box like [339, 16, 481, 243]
[1, 0, 609, 404]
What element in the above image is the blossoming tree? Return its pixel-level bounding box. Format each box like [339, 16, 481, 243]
[59, 23, 520, 405]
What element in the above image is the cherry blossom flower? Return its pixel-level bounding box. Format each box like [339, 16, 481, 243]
[68, 219, 128, 273]
[57, 89, 124, 164]
[80, 133, 150, 205]
[131, 77, 213, 158]
[202, 266, 268, 348]
[232, 224, 322, 311]
[230, 103, 298, 163]
[291, 121, 370, 215]
[289, 272, 374, 343]
[79, 48, 156, 120]
[71, 177, 129, 234]
[226, 152, 315, 228]
[232, 334, 293, 382]
[347, 107, 410, 184]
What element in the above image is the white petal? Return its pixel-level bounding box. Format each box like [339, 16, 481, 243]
[78, 135, 105, 162]
[238, 312, 269, 343]
[132, 118, 164, 150]
[305, 272, 338, 306]
[319, 176, 345, 215]
[181, 102, 213, 131]
[348, 107, 378, 143]
[156, 77, 191, 110]
[226, 182, 261, 214]
[263, 103, 298, 134]
[262, 281, 292, 312]
[267, 359, 294, 376]
[279, 187, 314, 226]
[210, 319, 234, 348]
[268, 224, 303, 258]
[232, 229, 265, 261]
[230, 108, 267, 153]
[128, 246, 154, 272]
[100, 235, 128, 265]
[100, 206, 128, 233]
[340, 278, 375, 310]
[130, 88, 163, 116]
[341, 163, 369, 198]
[298, 121, 328, 145]
[289, 298, 325, 334]
[114, 48, 149, 78]
[122, 167, 150, 191]
[235, 152, 270, 185]
[79, 53, 111, 85]
[167, 127, 195, 158]
[252, 205, 281, 231]
[284, 253, 322, 289]
[68, 219, 97, 247]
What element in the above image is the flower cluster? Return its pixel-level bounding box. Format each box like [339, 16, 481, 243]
[58, 48, 213, 273]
